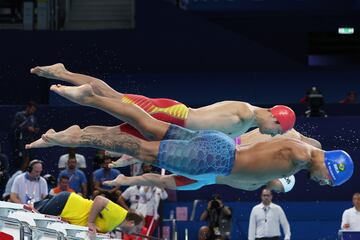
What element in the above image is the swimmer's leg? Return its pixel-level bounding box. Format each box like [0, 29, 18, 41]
[104, 174, 206, 191]
[27, 125, 160, 164]
[109, 124, 198, 168]
[50, 84, 169, 140]
[104, 173, 177, 189]
[26, 125, 120, 149]
[27, 125, 231, 180]
[31, 63, 122, 99]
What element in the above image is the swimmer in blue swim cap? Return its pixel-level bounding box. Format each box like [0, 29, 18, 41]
[305, 150, 353, 186]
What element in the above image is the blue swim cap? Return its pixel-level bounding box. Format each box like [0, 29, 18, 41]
[324, 150, 354, 186]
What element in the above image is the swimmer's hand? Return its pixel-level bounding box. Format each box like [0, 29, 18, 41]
[343, 223, 350, 229]
[88, 222, 99, 239]
[266, 179, 285, 193]
[23, 204, 39, 213]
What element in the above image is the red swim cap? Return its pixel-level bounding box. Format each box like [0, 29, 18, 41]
[270, 105, 296, 132]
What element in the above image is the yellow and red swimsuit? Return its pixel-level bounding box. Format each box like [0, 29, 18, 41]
[119, 94, 189, 139]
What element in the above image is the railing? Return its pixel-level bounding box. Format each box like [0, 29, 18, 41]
[49, 0, 71, 30]
[161, 199, 201, 240]
[0, 216, 25, 239]
[338, 230, 360, 240]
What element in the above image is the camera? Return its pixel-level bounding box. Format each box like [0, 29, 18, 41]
[210, 195, 222, 209]
[210, 200, 220, 209]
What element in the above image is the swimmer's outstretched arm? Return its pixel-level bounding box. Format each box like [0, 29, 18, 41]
[31, 63, 122, 99]
[88, 195, 110, 233]
[241, 128, 322, 149]
[104, 173, 294, 193]
[299, 134, 322, 149]
[104, 173, 177, 190]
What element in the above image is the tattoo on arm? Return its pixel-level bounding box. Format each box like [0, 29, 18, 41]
[80, 133, 141, 157]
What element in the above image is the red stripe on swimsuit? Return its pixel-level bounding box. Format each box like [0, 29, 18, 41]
[174, 175, 198, 187]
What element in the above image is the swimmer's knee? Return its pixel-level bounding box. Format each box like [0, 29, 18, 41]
[139, 122, 166, 141]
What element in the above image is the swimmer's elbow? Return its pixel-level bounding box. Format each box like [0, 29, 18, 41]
[314, 140, 322, 149]
[93, 195, 109, 208]
[301, 135, 322, 149]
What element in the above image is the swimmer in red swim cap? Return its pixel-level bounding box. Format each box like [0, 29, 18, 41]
[30, 63, 295, 138]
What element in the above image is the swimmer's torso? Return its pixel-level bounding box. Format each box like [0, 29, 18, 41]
[186, 101, 254, 137]
[219, 137, 311, 189]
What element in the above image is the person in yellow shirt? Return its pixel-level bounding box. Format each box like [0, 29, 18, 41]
[34, 192, 143, 234]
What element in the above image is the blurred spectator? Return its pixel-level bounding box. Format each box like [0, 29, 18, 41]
[58, 148, 86, 171]
[248, 188, 290, 240]
[200, 194, 232, 240]
[120, 185, 152, 240]
[199, 226, 211, 240]
[92, 156, 122, 204]
[144, 186, 168, 236]
[299, 87, 312, 104]
[131, 162, 144, 176]
[43, 173, 57, 190]
[142, 163, 153, 174]
[89, 149, 107, 198]
[49, 175, 75, 196]
[58, 156, 87, 197]
[119, 185, 151, 216]
[2, 160, 29, 201]
[11, 101, 39, 171]
[302, 87, 327, 117]
[10, 160, 48, 204]
[339, 91, 357, 104]
[341, 192, 360, 230]
[92, 149, 105, 170]
[0, 144, 9, 196]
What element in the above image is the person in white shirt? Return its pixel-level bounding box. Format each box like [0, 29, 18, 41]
[144, 186, 168, 236]
[10, 160, 48, 204]
[119, 185, 152, 217]
[341, 192, 360, 230]
[119, 185, 152, 240]
[3, 170, 23, 201]
[248, 188, 290, 240]
[58, 148, 86, 170]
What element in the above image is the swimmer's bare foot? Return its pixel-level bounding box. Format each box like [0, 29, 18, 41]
[40, 125, 82, 148]
[108, 155, 141, 168]
[25, 129, 56, 149]
[30, 63, 68, 80]
[50, 84, 94, 106]
[103, 174, 126, 187]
